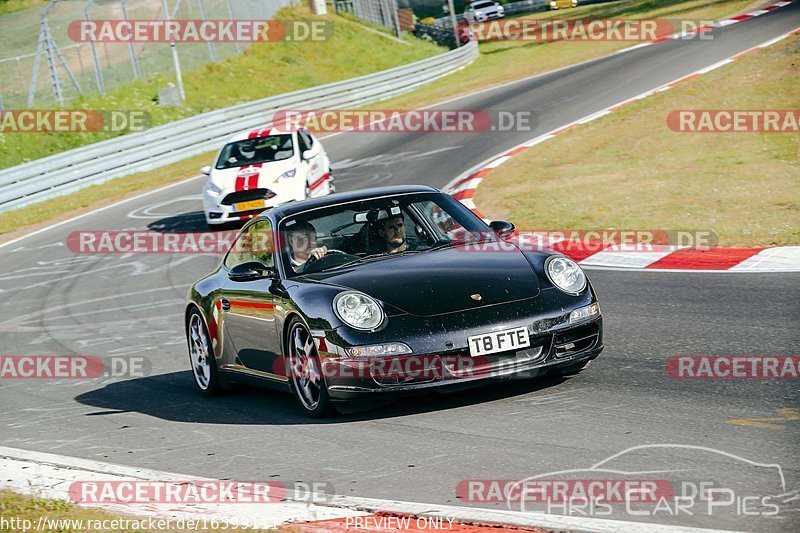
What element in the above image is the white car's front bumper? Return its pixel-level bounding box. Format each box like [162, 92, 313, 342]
[202, 173, 334, 225]
[202, 189, 296, 225]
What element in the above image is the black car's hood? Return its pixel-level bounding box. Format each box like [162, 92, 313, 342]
[305, 246, 541, 316]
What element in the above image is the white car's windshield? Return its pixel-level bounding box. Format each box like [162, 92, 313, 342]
[279, 193, 493, 277]
[472, 2, 496, 9]
[215, 134, 294, 169]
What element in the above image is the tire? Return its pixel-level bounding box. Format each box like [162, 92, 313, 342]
[286, 318, 335, 418]
[187, 308, 223, 396]
[551, 360, 591, 377]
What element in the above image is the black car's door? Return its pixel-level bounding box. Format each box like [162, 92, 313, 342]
[220, 220, 283, 377]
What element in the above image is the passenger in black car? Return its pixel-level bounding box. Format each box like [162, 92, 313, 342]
[377, 214, 414, 254]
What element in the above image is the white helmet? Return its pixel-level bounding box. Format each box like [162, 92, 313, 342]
[240, 141, 256, 159]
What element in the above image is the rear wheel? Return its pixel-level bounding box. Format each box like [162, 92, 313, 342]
[187, 309, 223, 396]
[287, 319, 335, 418]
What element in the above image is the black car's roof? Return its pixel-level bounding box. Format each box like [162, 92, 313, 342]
[266, 184, 441, 220]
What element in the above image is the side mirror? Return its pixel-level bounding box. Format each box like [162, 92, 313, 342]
[228, 261, 276, 282]
[301, 150, 313, 161]
[200, 165, 211, 175]
[489, 220, 515, 239]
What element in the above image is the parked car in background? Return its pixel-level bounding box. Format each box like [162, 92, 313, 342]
[464, 1, 505, 23]
[549, 0, 579, 10]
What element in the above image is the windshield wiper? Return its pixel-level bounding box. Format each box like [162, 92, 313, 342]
[327, 249, 421, 271]
[425, 237, 494, 252]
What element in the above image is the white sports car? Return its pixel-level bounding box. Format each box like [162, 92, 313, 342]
[464, 1, 505, 23]
[201, 126, 334, 227]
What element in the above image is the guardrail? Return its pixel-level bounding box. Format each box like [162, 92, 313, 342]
[0, 40, 478, 214]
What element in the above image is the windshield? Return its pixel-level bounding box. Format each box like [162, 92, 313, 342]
[215, 134, 295, 169]
[279, 192, 493, 277]
[472, 2, 496, 9]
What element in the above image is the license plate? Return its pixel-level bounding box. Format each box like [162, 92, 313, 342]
[234, 199, 265, 211]
[468, 326, 530, 357]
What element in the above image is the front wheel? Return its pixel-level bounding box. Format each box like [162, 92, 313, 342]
[187, 309, 223, 396]
[287, 319, 335, 418]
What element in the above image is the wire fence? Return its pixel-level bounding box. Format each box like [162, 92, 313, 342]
[0, 0, 299, 109]
[333, 0, 401, 36]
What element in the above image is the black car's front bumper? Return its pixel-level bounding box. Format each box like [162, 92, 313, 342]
[320, 312, 603, 403]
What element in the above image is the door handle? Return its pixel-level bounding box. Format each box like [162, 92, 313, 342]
[220, 298, 230, 312]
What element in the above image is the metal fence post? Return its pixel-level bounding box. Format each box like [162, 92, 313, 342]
[121, 0, 142, 79]
[227, 0, 243, 53]
[162, 0, 186, 101]
[27, 20, 46, 106]
[42, 20, 65, 105]
[448, 0, 460, 47]
[390, 0, 402, 38]
[84, 0, 106, 93]
[197, 0, 217, 62]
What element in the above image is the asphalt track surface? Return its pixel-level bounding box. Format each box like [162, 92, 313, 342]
[1, 5, 799, 531]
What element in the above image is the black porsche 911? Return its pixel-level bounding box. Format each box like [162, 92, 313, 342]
[185, 185, 603, 417]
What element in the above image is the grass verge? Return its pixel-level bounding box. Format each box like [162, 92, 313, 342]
[0, 6, 443, 168]
[0, 0, 768, 238]
[0, 0, 44, 15]
[382, 0, 762, 109]
[0, 489, 268, 532]
[474, 34, 800, 247]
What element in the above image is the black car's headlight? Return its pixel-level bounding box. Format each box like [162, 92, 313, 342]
[545, 256, 587, 295]
[334, 291, 384, 330]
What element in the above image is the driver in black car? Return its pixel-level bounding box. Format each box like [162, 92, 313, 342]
[287, 222, 328, 272]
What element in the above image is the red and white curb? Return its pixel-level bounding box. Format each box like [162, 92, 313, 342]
[0, 446, 736, 533]
[445, 2, 800, 273]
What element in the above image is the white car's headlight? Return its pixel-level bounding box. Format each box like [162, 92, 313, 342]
[206, 181, 223, 196]
[545, 256, 587, 295]
[276, 168, 297, 181]
[334, 291, 384, 331]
